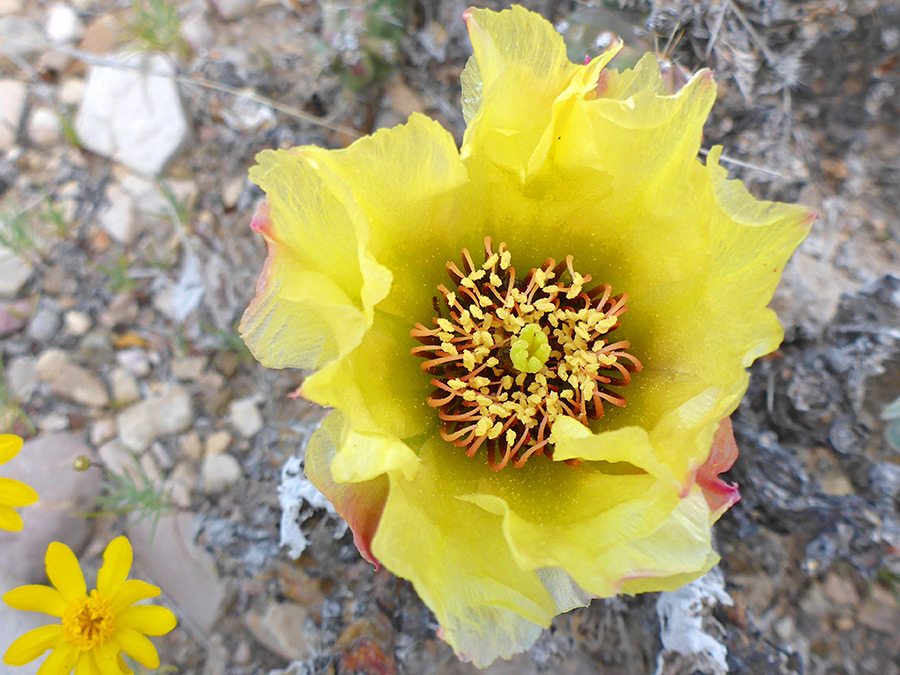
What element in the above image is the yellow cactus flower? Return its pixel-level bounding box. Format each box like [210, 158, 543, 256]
[0, 434, 38, 532]
[240, 5, 812, 667]
[3, 536, 177, 674]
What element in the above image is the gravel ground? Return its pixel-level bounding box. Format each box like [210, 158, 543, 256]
[1, 0, 899, 674]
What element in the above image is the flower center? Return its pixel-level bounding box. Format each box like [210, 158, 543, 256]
[411, 237, 642, 470]
[62, 590, 116, 650]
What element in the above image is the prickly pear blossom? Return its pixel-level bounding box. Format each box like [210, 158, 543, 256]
[240, 5, 812, 667]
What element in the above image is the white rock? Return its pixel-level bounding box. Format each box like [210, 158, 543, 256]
[204, 430, 232, 456]
[180, 9, 216, 52]
[171, 355, 207, 380]
[27, 306, 60, 342]
[0, 247, 32, 297]
[90, 417, 116, 446]
[167, 462, 197, 508]
[229, 397, 263, 438]
[0, 0, 24, 15]
[36, 348, 69, 381]
[75, 53, 188, 175]
[0, 569, 44, 675]
[45, 3, 83, 44]
[117, 382, 193, 452]
[179, 430, 203, 461]
[110, 367, 140, 405]
[38, 412, 69, 432]
[50, 362, 110, 408]
[0, 17, 44, 61]
[0, 80, 27, 152]
[245, 602, 317, 662]
[59, 77, 85, 106]
[209, 0, 256, 21]
[201, 453, 241, 493]
[115, 348, 150, 376]
[27, 107, 63, 147]
[7, 355, 39, 400]
[0, 433, 102, 583]
[98, 184, 138, 244]
[63, 310, 92, 336]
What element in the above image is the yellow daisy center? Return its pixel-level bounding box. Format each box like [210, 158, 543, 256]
[62, 590, 116, 650]
[411, 237, 642, 470]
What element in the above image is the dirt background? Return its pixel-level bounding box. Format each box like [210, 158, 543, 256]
[1, 0, 899, 674]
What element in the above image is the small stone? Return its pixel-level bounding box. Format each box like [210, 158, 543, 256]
[201, 453, 241, 493]
[38, 412, 69, 432]
[858, 585, 900, 634]
[167, 462, 197, 508]
[77, 329, 114, 369]
[0, 433, 102, 583]
[78, 13, 120, 55]
[139, 452, 161, 484]
[245, 601, 317, 661]
[115, 347, 150, 376]
[209, 0, 256, 20]
[50, 362, 110, 408]
[98, 184, 139, 245]
[171, 355, 207, 381]
[823, 572, 859, 606]
[128, 513, 231, 634]
[27, 305, 61, 342]
[45, 3, 83, 44]
[205, 430, 232, 456]
[0, 79, 27, 151]
[180, 9, 216, 52]
[63, 310, 91, 336]
[36, 348, 69, 381]
[0, 0, 23, 15]
[27, 107, 63, 147]
[110, 367, 140, 405]
[0, 17, 44, 62]
[59, 78, 85, 106]
[90, 417, 116, 446]
[232, 641, 252, 666]
[7, 355, 39, 400]
[102, 292, 139, 328]
[0, 299, 33, 336]
[98, 439, 141, 481]
[76, 52, 188, 175]
[222, 176, 244, 209]
[179, 430, 203, 461]
[117, 382, 193, 451]
[229, 397, 263, 438]
[0, 248, 32, 296]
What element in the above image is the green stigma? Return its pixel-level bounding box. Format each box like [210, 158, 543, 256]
[510, 324, 551, 374]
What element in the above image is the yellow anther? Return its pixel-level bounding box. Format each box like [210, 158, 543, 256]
[500, 251, 511, 269]
[448, 379, 467, 390]
[461, 277, 476, 288]
[534, 269, 546, 287]
[488, 422, 505, 439]
[489, 404, 510, 417]
[470, 304, 484, 320]
[470, 269, 486, 281]
[500, 376, 513, 390]
[437, 319, 455, 333]
[463, 390, 477, 401]
[505, 429, 517, 446]
[485, 357, 499, 368]
[483, 254, 499, 270]
[441, 342, 458, 355]
[463, 351, 476, 371]
[479, 295, 493, 307]
[490, 273, 502, 286]
[474, 418, 491, 437]
[445, 292, 457, 306]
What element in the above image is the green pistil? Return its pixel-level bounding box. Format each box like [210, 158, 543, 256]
[510, 324, 550, 374]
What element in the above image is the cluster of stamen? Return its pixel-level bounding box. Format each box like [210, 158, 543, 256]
[411, 237, 642, 470]
[62, 590, 116, 649]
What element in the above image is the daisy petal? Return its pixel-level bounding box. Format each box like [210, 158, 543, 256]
[3, 625, 63, 666]
[74, 650, 101, 675]
[113, 627, 160, 669]
[116, 606, 177, 636]
[97, 536, 133, 597]
[91, 640, 121, 675]
[0, 477, 39, 507]
[0, 504, 23, 531]
[107, 580, 160, 613]
[45, 542, 86, 602]
[36, 645, 79, 675]
[3, 584, 67, 616]
[0, 433, 24, 464]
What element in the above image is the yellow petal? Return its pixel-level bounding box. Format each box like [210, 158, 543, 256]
[3, 584, 67, 617]
[74, 650, 101, 675]
[240, 146, 392, 371]
[107, 580, 159, 614]
[112, 627, 160, 669]
[36, 645, 79, 675]
[97, 536, 133, 598]
[371, 435, 563, 668]
[45, 542, 86, 602]
[0, 477, 39, 507]
[0, 504, 23, 531]
[3, 625, 63, 666]
[0, 433, 24, 464]
[116, 606, 177, 636]
[89, 641, 121, 675]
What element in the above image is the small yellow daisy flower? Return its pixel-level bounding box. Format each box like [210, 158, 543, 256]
[0, 433, 38, 532]
[3, 536, 177, 674]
